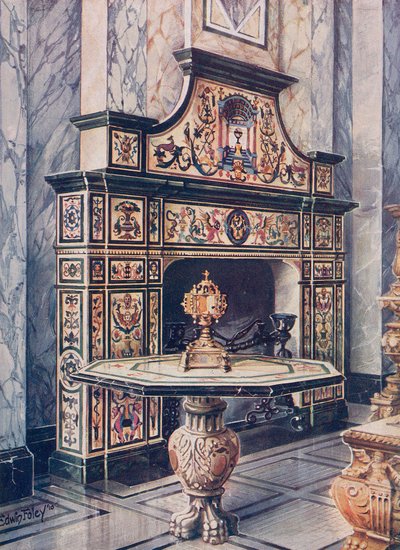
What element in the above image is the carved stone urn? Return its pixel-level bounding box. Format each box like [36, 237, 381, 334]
[168, 396, 240, 544]
[370, 205, 400, 420]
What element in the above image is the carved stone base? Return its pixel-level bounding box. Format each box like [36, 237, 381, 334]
[331, 416, 400, 550]
[369, 374, 400, 421]
[170, 494, 238, 544]
[168, 396, 240, 544]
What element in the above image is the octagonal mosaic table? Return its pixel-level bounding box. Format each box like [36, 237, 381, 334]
[71, 354, 343, 545]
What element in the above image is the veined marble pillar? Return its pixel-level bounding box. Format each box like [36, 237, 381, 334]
[0, 0, 33, 503]
[350, 1, 383, 380]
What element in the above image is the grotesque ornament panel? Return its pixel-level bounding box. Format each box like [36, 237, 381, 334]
[148, 78, 310, 192]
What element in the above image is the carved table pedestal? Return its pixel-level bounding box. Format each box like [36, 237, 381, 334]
[331, 416, 400, 549]
[71, 353, 342, 545]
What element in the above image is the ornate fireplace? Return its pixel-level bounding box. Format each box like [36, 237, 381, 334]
[47, 48, 357, 483]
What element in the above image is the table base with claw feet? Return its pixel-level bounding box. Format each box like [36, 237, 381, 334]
[168, 396, 240, 544]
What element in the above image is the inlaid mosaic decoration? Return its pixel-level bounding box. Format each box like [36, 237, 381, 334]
[109, 391, 144, 447]
[164, 202, 299, 247]
[314, 286, 334, 362]
[110, 196, 145, 244]
[110, 129, 140, 169]
[110, 291, 144, 359]
[203, 0, 268, 47]
[148, 78, 310, 192]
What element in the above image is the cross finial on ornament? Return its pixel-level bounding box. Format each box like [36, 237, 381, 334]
[203, 270, 210, 280]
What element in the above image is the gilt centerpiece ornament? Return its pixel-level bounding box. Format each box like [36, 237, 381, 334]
[180, 271, 231, 372]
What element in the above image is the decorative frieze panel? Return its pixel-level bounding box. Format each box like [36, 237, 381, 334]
[109, 291, 144, 359]
[335, 216, 343, 250]
[302, 213, 311, 249]
[60, 291, 83, 355]
[109, 258, 145, 283]
[60, 195, 84, 243]
[59, 258, 84, 284]
[148, 290, 160, 355]
[60, 386, 82, 453]
[302, 286, 312, 358]
[336, 286, 344, 372]
[110, 128, 140, 170]
[89, 386, 105, 453]
[109, 196, 145, 244]
[148, 259, 161, 282]
[109, 391, 144, 448]
[313, 385, 334, 403]
[89, 257, 106, 284]
[149, 200, 161, 244]
[314, 286, 334, 362]
[164, 202, 299, 248]
[89, 291, 105, 362]
[147, 78, 310, 193]
[335, 261, 343, 280]
[314, 215, 334, 249]
[314, 262, 333, 279]
[302, 261, 311, 280]
[90, 194, 105, 243]
[314, 164, 332, 195]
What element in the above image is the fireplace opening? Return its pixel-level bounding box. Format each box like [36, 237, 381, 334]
[163, 258, 300, 356]
[162, 258, 300, 428]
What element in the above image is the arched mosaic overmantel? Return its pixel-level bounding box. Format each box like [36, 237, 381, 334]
[46, 47, 357, 484]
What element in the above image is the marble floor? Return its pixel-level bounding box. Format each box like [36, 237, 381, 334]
[0, 404, 370, 550]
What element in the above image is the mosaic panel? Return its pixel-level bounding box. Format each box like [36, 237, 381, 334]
[60, 195, 83, 242]
[110, 291, 144, 359]
[60, 386, 82, 452]
[148, 78, 310, 193]
[314, 163, 332, 195]
[109, 196, 145, 244]
[314, 215, 333, 249]
[60, 291, 82, 354]
[203, 0, 268, 48]
[164, 202, 299, 248]
[302, 213, 311, 249]
[336, 285, 344, 372]
[313, 262, 333, 279]
[148, 259, 161, 282]
[149, 200, 161, 244]
[90, 291, 105, 361]
[59, 350, 82, 390]
[89, 386, 105, 452]
[59, 258, 84, 283]
[313, 385, 334, 403]
[110, 128, 140, 169]
[314, 286, 334, 362]
[302, 260, 311, 280]
[90, 194, 105, 242]
[302, 286, 312, 358]
[109, 258, 145, 283]
[89, 257, 105, 284]
[335, 216, 343, 250]
[109, 391, 144, 448]
[148, 291, 160, 355]
[148, 397, 161, 440]
[335, 261, 343, 280]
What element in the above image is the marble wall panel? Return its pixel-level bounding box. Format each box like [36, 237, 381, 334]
[382, 1, 400, 374]
[26, 0, 81, 428]
[0, 0, 27, 450]
[310, 0, 334, 151]
[350, 0, 383, 376]
[107, 0, 147, 115]
[333, 0, 352, 201]
[278, 0, 312, 152]
[147, 0, 185, 121]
